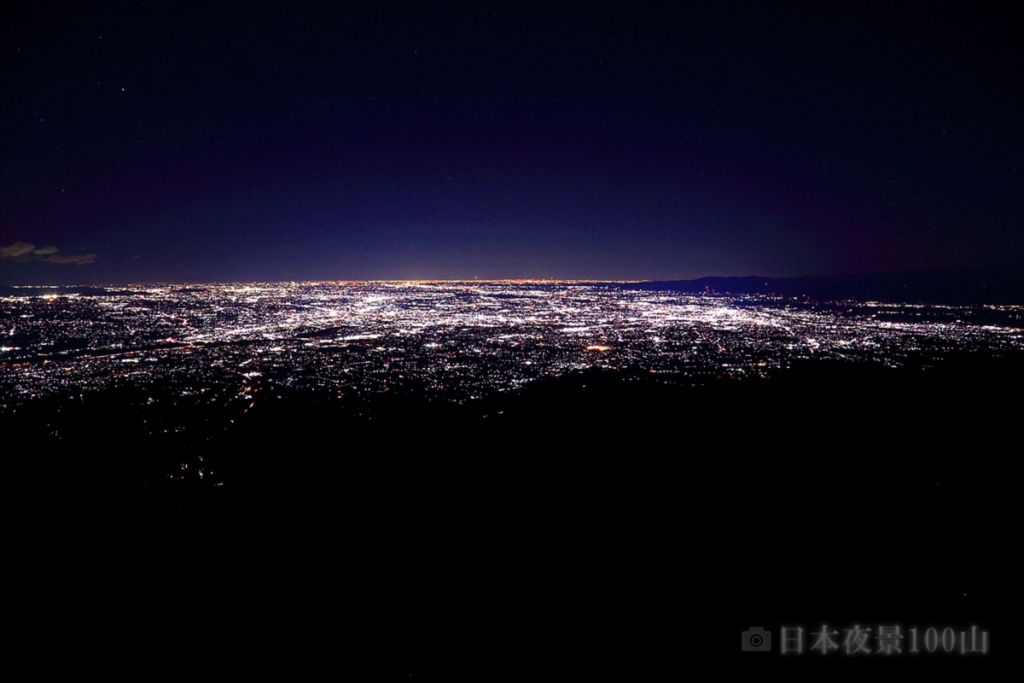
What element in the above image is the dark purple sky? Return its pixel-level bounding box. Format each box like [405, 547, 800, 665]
[2, 2, 1022, 283]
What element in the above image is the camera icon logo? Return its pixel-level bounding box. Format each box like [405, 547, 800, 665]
[741, 626, 772, 652]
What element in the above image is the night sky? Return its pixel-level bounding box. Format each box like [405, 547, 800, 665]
[3, 1, 1022, 283]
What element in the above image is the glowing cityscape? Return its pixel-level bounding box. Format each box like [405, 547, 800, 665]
[3, 281, 1022, 412]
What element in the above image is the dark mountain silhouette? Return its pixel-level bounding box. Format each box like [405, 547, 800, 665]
[632, 269, 1024, 304]
[7, 353, 1016, 676]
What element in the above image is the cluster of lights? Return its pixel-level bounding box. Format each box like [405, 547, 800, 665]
[1, 282, 1021, 411]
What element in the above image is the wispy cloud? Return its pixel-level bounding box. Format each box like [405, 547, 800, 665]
[0, 241, 96, 265]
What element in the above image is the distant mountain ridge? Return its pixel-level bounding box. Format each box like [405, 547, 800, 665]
[632, 270, 1024, 305]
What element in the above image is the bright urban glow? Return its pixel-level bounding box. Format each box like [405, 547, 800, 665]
[1, 281, 1021, 408]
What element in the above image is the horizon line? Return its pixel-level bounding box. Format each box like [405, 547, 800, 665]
[5, 278, 652, 288]
[3, 266, 1019, 289]
[0, 275, 833, 288]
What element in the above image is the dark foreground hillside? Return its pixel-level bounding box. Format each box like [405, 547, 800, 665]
[6, 353, 1017, 678]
